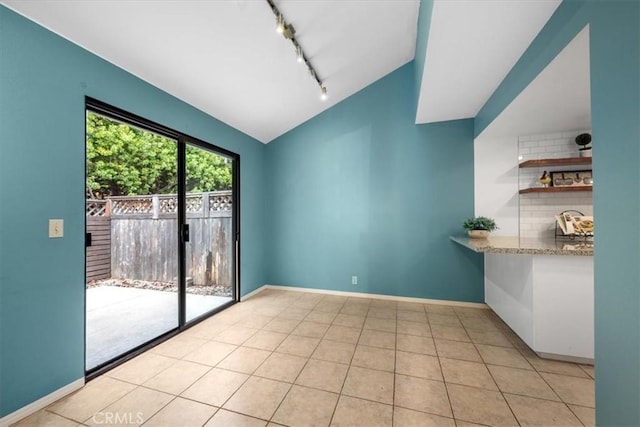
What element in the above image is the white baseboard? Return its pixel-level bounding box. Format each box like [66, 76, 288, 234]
[249, 284, 488, 309]
[241, 285, 268, 301]
[0, 378, 85, 427]
[536, 351, 594, 366]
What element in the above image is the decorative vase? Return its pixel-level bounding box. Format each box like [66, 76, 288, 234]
[468, 230, 490, 239]
[579, 147, 592, 157]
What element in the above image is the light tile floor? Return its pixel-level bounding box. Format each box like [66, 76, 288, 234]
[15, 289, 595, 426]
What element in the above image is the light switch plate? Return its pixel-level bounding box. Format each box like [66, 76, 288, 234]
[49, 219, 64, 238]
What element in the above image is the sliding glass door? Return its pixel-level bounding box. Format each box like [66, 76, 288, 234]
[85, 110, 180, 371]
[85, 99, 239, 374]
[184, 144, 236, 322]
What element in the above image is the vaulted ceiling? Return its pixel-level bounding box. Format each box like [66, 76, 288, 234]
[3, 0, 576, 143]
[416, 0, 561, 124]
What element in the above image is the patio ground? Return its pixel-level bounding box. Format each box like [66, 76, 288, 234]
[86, 285, 231, 369]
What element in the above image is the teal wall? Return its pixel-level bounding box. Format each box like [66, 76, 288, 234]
[413, 0, 434, 110]
[477, 1, 640, 425]
[0, 6, 266, 417]
[474, 0, 590, 137]
[590, 2, 640, 425]
[5, 0, 637, 424]
[265, 63, 484, 302]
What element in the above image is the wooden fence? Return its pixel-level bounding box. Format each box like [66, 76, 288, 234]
[86, 214, 111, 281]
[86, 191, 232, 286]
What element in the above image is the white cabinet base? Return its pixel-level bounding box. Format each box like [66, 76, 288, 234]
[485, 253, 594, 363]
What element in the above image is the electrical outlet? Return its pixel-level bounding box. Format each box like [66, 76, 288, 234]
[351, 275, 358, 285]
[49, 219, 64, 238]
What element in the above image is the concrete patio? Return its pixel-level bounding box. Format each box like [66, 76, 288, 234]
[86, 285, 231, 369]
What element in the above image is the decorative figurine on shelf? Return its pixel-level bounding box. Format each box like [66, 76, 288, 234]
[575, 133, 592, 157]
[539, 171, 551, 187]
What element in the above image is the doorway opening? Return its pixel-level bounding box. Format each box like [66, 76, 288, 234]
[85, 99, 239, 373]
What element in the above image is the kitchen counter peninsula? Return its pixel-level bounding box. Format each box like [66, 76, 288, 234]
[452, 234, 594, 363]
[450, 235, 593, 256]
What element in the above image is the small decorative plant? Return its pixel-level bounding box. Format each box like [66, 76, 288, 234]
[463, 216, 498, 231]
[575, 133, 591, 148]
[463, 217, 497, 238]
[575, 133, 592, 157]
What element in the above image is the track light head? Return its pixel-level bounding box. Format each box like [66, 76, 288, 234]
[276, 13, 284, 33]
[320, 86, 327, 101]
[296, 46, 303, 63]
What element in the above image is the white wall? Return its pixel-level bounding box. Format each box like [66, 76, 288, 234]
[519, 192, 593, 238]
[474, 136, 519, 236]
[519, 130, 593, 238]
[474, 130, 593, 239]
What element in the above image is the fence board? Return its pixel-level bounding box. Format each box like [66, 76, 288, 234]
[86, 216, 111, 281]
[87, 245, 109, 253]
[91, 236, 111, 244]
[87, 264, 111, 274]
[87, 192, 232, 286]
[87, 254, 111, 263]
[110, 214, 232, 286]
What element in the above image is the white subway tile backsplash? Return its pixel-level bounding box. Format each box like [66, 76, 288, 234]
[518, 130, 593, 238]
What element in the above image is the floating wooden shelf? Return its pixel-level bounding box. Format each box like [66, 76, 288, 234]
[519, 186, 593, 194]
[519, 157, 592, 168]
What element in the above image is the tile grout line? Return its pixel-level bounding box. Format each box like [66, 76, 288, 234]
[391, 308, 398, 427]
[460, 307, 589, 426]
[459, 309, 522, 426]
[266, 296, 327, 425]
[429, 311, 458, 425]
[327, 298, 363, 427]
[34, 289, 594, 427]
[42, 409, 88, 426]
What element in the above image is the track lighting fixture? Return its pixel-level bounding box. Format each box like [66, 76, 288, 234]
[266, 0, 327, 100]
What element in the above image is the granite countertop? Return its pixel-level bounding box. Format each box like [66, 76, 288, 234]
[450, 235, 593, 256]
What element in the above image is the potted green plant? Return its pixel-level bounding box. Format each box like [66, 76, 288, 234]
[463, 216, 498, 239]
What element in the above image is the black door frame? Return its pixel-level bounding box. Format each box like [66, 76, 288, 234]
[84, 97, 240, 377]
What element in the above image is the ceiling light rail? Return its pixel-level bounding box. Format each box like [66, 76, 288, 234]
[265, 0, 327, 101]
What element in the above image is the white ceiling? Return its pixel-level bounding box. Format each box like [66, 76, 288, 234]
[3, 0, 579, 143]
[1, 0, 419, 143]
[416, 0, 561, 124]
[478, 25, 591, 139]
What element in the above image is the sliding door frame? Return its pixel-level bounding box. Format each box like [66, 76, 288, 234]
[84, 97, 240, 377]
[180, 137, 240, 325]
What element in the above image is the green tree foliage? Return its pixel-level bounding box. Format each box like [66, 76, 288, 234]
[186, 145, 232, 193]
[86, 112, 231, 197]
